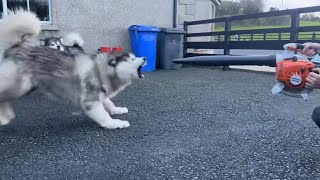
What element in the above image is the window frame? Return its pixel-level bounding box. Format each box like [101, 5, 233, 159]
[1, 0, 52, 25]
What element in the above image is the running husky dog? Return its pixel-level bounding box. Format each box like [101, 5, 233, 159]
[0, 10, 146, 129]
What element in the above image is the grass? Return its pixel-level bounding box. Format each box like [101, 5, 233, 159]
[214, 21, 320, 32]
[212, 21, 320, 41]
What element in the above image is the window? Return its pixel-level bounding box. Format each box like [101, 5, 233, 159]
[0, 0, 3, 19]
[1, 0, 52, 24]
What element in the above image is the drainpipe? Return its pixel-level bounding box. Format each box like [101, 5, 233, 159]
[173, 0, 177, 28]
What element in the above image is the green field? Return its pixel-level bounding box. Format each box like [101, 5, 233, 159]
[215, 21, 320, 31]
[213, 21, 320, 41]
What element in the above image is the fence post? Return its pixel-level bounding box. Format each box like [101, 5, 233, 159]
[183, 21, 188, 58]
[290, 10, 300, 42]
[223, 17, 231, 71]
[313, 32, 316, 41]
[224, 17, 231, 55]
[278, 33, 281, 40]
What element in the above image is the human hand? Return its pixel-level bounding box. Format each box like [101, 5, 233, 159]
[306, 68, 320, 89]
[301, 42, 320, 57]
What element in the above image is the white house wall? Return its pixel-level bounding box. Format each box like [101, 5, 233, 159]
[177, 0, 216, 42]
[40, 0, 217, 53]
[41, 0, 174, 53]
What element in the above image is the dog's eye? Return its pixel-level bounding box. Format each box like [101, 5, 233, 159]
[51, 44, 55, 46]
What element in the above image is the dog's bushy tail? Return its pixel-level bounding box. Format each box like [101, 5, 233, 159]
[0, 9, 41, 50]
[62, 32, 84, 47]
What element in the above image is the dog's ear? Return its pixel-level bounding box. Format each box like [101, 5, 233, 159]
[108, 59, 116, 67]
[115, 56, 121, 62]
[115, 52, 130, 61]
[39, 39, 45, 46]
[59, 36, 64, 44]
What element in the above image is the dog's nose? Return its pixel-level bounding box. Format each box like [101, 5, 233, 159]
[143, 57, 147, 61]
[57, 46, 60, 50]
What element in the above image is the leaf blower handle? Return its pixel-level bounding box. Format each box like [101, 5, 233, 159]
[284, 43, 305, 51]
[289, 43, 320, 55]
[296, 43, 306, 51]
[298, 43, 320, 69]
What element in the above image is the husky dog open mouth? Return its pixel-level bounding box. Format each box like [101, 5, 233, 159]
[0, 10, 146, 129]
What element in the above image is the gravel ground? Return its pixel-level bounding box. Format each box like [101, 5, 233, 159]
[1, 66, 320, 179]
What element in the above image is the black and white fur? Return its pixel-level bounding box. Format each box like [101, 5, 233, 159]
[0, 10, 146, 129]
[41, 32, 85, 56]
[40, 36, 65, 51]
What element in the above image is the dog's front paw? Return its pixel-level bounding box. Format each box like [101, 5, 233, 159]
[110, 107, 128, 115]
[0, 114, 14, 126]
[103, 119, 130, 129]
[0, 117, 12, 126]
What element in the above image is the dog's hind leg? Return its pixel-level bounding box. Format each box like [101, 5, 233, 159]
[103, 98, 128, 115]
[0, 102, 15, 126]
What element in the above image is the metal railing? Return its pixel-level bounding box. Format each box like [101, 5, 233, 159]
[184, 6, 320, 58]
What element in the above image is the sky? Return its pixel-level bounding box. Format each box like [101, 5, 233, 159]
[264, 0, 320, 11]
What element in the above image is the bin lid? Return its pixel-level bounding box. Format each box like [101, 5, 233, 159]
[160, 28, 185, 34]
[128, 25, 160, 32]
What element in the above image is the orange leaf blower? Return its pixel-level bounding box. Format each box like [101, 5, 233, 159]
[173, 42, 320, 101]
[271, 43, 320, 101]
